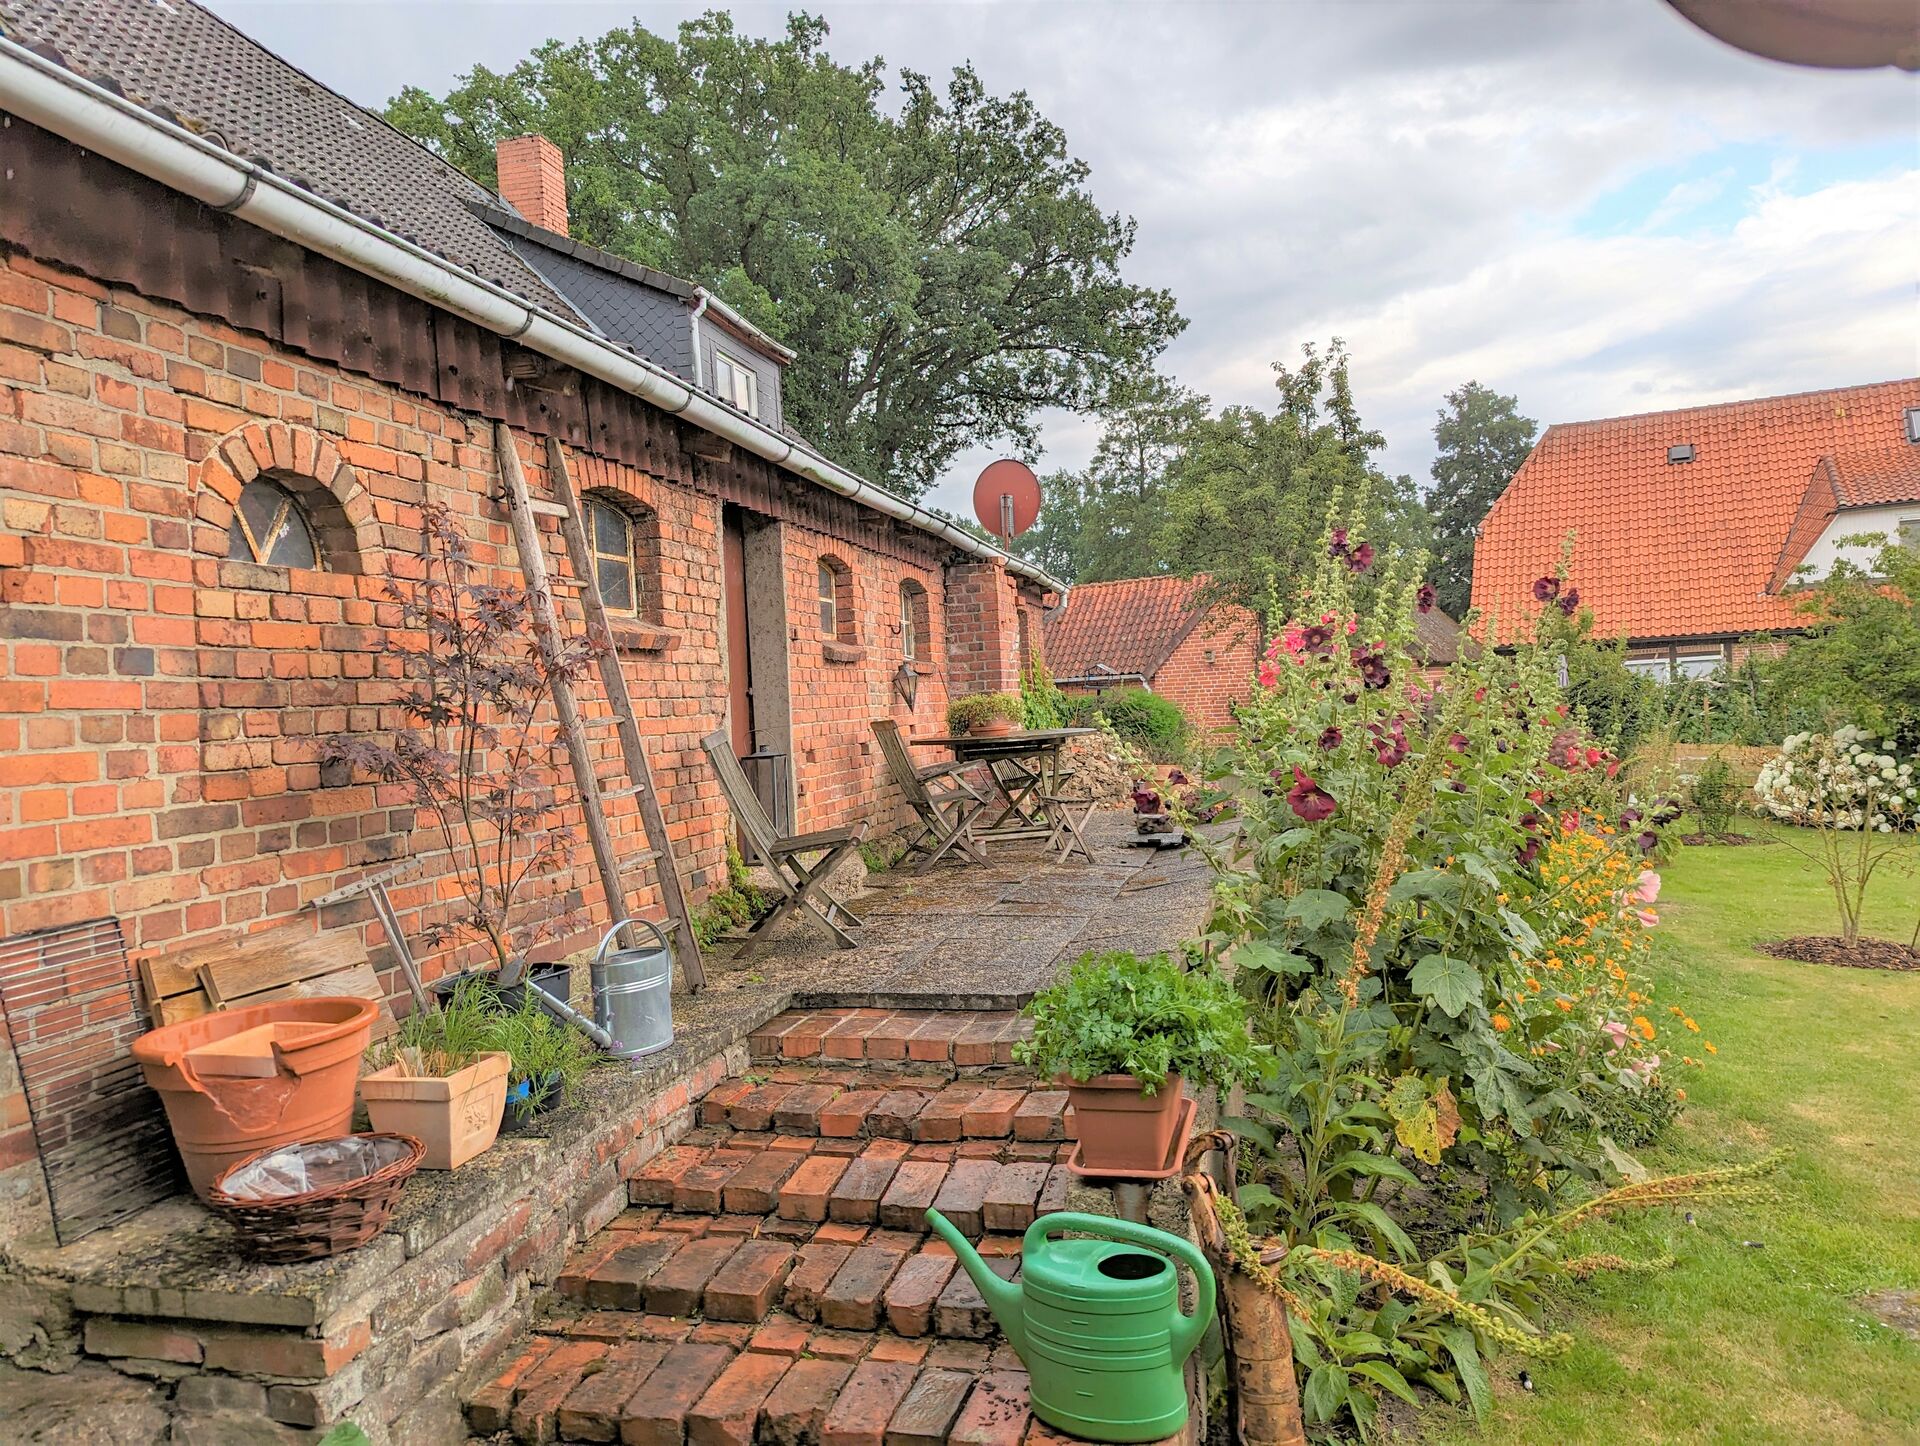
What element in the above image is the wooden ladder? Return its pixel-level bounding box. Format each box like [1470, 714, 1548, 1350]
[492, 423, 706, 994]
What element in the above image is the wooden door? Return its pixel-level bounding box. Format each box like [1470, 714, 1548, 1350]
[721, 506, 755, 757]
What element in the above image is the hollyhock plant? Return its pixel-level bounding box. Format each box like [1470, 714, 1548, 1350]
[1416, 583, 1437, 613]
[1533, 575, 1561, 602]
[1346, 540, 1375, 573]
[1285, 766, 1338, 822]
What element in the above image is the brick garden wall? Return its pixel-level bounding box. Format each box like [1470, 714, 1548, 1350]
[0, 231, 1036, 1248]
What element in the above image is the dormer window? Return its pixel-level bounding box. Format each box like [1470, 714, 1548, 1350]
[712, 350, 758, 417]
[1904, 407, 1920, 444]
[1667, 444, 1696, 464]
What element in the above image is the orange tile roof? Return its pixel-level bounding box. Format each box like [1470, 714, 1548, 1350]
[1472, 378, 1920, 642]
[1769, 443, 1920, 590]
[1043, 574, 1214, 681]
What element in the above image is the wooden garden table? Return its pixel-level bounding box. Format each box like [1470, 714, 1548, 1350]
[909, 727, 1098, 862]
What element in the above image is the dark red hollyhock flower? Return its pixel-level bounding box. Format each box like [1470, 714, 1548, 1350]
[1286, 766, 1338, 823]
[1447, 732, 1470, 754]
[1301, 623, 1335, 655]
[1557, 587, 1581, 616]
[1636, 831, 1659, 853]
[1533, 575, 1561, 602]
[1519, 810, 1544, 832]
[1619, 807, 1642, 825]
[1328, 528, 1351, 560]
[1353, 648, 1392, 690]
[1517, 837, 1543, 868]
[1369, 719, 1409, 768]
[1318, 726, 1344, 750]
[1167, 768, 1190, 786]
[1416, 583, 1437, 613]
[1346, 541, 1375, 573]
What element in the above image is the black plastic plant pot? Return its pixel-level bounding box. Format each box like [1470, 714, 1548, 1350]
[432, 963, 572, 1014]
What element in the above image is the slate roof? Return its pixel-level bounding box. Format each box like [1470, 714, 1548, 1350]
[1413, 606, 1462, 665]
[0, 0, 582, 319]
[1472, 378, 1920, 642]
[1044, 575, 1216, 681]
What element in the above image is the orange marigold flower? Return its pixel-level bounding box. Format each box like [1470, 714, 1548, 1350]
[1555, 997, 1573, 1012]
[1705, 1041, 1717, 1055]
[1632, 1016, 1656, 1041]
[1493, 1013, 1513, 1032]
[1685, 1018, 1700, 1032]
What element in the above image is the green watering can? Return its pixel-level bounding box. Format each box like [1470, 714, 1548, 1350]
[926, 1208, 1215, 1443]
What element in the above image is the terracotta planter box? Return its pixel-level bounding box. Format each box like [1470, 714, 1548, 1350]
[1062, 1072, 1185, 1173]
[969, 717, 1018, 737]
[361, 1051, 510, 1170]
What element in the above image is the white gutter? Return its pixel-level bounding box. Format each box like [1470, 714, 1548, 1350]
[0, 38, 1065, 597]
[688, 291, 711, 391]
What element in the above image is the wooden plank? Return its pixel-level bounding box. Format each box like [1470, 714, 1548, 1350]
[139, 918, 329, 1004]
[198, 929, 363, 1007]
[152, 992, 212, 1027]
[545, 435, 706, 990]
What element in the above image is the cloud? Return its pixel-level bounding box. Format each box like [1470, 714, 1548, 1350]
[200, 0, 1920, 515]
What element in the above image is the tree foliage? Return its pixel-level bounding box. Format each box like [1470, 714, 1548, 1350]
[386, 12, 1182, 497]
[1426, 382, 1537, 618]
[1015, 341, 1432, 625]
[1769, 538, 1920, 749]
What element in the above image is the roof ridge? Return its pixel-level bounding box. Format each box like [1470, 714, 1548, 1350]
[1058, 572, 1209, 591]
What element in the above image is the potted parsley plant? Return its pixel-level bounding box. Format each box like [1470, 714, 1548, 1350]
[1015, 950, 1266, 1173]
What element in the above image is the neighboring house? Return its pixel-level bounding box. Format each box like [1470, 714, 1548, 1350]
[1042, 575, 1260, 730]
[1472, 379, 1920, 679]
[0, 0, 1060, 1257]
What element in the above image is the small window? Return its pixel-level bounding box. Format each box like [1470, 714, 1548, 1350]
[1901, 518, 1919, 549]
[588, 497, 639, 614]
[227, 477, 319, 568]
[712, 351, 758, 417]
[1905, 407, 1920, 445]
[1666, 444, 1696, 464]
[818, 560, 837, 636]
[899, 580, 930, 661]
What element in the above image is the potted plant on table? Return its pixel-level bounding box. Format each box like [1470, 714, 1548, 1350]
[360, 981, 511, 1169]
[948, 691, 1024, 739]
[1015, 949, 1268, 1173]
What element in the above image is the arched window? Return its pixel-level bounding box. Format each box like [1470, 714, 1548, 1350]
[585, 493, 661, 621]
[817, 555, 854, 641]
[899, 579, 930, 662]
[227, 477, 320, 568]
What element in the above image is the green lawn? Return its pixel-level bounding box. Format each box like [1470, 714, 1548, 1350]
[1423, 821, 1920, 1446]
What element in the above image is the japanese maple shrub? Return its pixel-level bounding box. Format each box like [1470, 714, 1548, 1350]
[326, 502, 603, 978]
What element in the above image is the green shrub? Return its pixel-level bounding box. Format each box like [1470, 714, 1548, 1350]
[946, 691, 1023, 734]
[1019, 653, 1069, 729]
[1067, 686, 1191, 759]
[1580, 1075, 1685, 1148]
[1689, 754, 1741, 837]
[487, 990, 601, 1120]
[1014, 950, 1268, 1093]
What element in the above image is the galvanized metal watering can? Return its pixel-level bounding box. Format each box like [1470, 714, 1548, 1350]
[591, 918, 675, 1060]
[926, 1208, 1214, 1443]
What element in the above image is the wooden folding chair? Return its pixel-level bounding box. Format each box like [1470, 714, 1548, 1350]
[1041, 781, 1098, 864]
[700, 729, 868, 961]
[871, 719, 989, 873]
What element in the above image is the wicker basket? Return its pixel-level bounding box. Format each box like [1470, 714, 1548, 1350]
[206, 1133, 425, 1262]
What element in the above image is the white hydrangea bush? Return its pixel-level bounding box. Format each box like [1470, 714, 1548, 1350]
[1755, 726, 1918, 832]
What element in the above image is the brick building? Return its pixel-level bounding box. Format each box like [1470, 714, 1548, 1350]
[1041, 574, 1260, 732]
[0, 1, 1057, 1248]
[1472, 378, 1920, 676]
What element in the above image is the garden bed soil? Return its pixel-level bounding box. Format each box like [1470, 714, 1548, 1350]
[1760, 936, 1920, 971]
[1678, 831, 1773, 847]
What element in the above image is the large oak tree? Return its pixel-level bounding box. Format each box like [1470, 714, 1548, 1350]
[387, 12, 1183, 498]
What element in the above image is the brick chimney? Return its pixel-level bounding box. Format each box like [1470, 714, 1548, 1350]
[495, 134, 569, 236]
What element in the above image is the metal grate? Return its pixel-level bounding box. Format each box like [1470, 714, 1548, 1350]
[0, 918, 181, 1244]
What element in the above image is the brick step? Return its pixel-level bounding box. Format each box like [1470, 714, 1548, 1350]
[750, 1008, 1036, 1067]
[470, 1320, 1095, 1445]
[627, 1138, 1073, 1235]
[697, 1073, 1073, 1143]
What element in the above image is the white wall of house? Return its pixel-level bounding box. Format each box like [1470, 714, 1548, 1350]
[1796, 502, 1920, 580]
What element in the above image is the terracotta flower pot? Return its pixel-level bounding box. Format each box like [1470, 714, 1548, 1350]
[132, 997, 379, 1200]
[971, 717, 1019, 738]
[1063, 1072, 1185, 1173]
[360, 1051, 511, 1170]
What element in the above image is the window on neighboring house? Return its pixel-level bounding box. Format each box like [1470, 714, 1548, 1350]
[227, 477, 320, 568]
[899, 580, 930, 661]
[712, 350, 758, 417]
[1673, 651, 1726, 681]
[817, 556, 853, 641]
[1901, 517, 1920, 550]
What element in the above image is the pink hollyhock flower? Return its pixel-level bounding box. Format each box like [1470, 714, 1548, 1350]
[1257, 663, 1278, 688]
[1447, 732, 1470, 754]
[1628, 869, 1661, 905]
[1602, 1019, 1630, 1051]
[1285, 766, 1338, 822]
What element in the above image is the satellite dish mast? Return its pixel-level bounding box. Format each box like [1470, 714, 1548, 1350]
[972, 459, 1042, 549]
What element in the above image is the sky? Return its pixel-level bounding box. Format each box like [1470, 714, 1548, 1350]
[203, 0, 1919, 518]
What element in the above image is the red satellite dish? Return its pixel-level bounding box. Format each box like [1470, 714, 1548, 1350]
[972, 459, 1042, 545]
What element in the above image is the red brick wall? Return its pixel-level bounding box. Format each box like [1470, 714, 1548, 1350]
[0, 238, 998, 1243]
[1149, 604, 1260, 734]
[944, 559, 1025, 700]
[495, 135, 570, 236]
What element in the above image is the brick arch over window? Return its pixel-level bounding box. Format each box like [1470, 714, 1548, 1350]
[192, 421, 377, 574]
